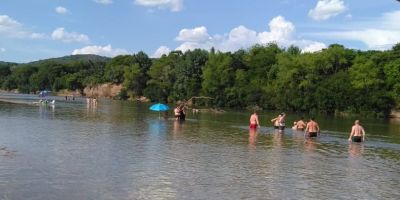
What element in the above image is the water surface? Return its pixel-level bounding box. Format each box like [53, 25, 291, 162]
[0, 93, 399, 199]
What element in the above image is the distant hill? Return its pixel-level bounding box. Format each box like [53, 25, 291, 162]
[0, 61, 18, 67]
[26, 54, 111, 65]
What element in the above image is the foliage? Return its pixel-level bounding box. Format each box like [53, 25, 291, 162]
[1, 43, 400, 117]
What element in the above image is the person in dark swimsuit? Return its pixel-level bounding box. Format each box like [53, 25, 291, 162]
[278, 112, 286, 131]
[305, 117, 320, 138]
[179, 107, 186, 120]
[348, 120, 365, 142]
[352, 136, 362, 142]
[271, 114, 282, 130]
[308, 132, 318, 137]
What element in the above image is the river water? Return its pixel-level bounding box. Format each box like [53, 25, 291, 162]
[0, 93, 399, 199]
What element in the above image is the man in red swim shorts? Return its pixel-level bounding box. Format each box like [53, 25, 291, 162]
[249, 111, 260, 129]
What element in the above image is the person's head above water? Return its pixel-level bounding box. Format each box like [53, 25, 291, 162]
[355, 120, 360, 124]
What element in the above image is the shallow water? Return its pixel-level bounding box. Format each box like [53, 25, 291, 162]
[0, 93, 399, 199]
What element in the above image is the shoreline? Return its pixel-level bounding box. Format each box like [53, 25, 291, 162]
[1, 91, 399, 118]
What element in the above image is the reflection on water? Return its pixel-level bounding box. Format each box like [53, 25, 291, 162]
[304, 138, 318, 152]
[0, 93, 399, 199]
[348, 143, 364, 157]
[248, 128, 258, 148]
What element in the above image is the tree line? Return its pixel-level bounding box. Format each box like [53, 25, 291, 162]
[0, 43, 399, 117]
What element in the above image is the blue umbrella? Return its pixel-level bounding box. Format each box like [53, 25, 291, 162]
[150, 103, 170, 111]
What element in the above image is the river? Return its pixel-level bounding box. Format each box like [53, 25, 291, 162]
[0, 93, 399, 199]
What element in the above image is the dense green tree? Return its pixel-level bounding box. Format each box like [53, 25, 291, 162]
[144, 53, 177, 102]
[202, 52, 235, 106]
[1, 44, 399, 117]
[172, 49, 208, 101]
[104, 55, 134, 84]
[0, 65, 12, 88]
[123, 64, 142, 95]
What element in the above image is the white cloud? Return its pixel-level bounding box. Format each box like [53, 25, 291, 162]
[258, 16, 295, 44]
[176, 26, 210, 42]
[321, 29, 400, 50]
[308, 0, 347, 21]
[94, 0, 113, 5]
[152, 46, 171, 58]
[380, 10, 400, 29]
[30, 33, 46, 39]
[72, 45, 130, 57]
[301, 41, 327, 53]
[134, 0, 183, 12]
[173, 16, 326, 53]
[55, 6, 68, 15]
[0, 48, 5, 53]
[0, 15, 45, 39]
[175, 26, 214, 51]
[312, 10, 400, 50]
[51, 27, 90, 43]
[217, 26, 258, 52]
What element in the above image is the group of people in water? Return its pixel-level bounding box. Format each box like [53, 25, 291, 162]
[249, 111, 366, 142]
[86, 97, 98, 107]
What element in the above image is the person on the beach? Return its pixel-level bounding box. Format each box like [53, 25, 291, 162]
[249, 111, 260, 129]
[348, 120, 366, 142]
[305, 117, 320, 137]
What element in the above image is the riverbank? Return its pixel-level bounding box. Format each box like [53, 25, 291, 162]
[390, 110, 400, 118]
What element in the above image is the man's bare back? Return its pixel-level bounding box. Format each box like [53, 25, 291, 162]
[305, 118, 320, 137]
[296, 120, 306, 129]
[250, 114, 258, 124]
[249, 112, 260, 128]
[306, 120, 319, 133]
[348, 120, 365, 142]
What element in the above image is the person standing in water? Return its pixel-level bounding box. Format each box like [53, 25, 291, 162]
[249, 111, 260, 129]
[294, 118, 307, 131]
[348, 120, 366, 142]
[174, 104, 186, 121]
[278, 112, 286, 131]
[305, 117, 320, 137]
[271, 114, 282, 129]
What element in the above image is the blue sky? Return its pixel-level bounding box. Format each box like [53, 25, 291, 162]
[1, 0, 400, 63]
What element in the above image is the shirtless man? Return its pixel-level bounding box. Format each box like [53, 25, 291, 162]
[305, 117, 320, 137]
[348, 120, 366, 142]
[295, 118, 307, 131]
[249, 111, 260, 129]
